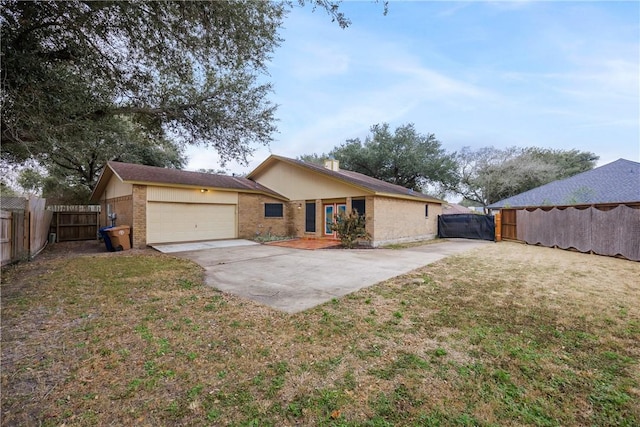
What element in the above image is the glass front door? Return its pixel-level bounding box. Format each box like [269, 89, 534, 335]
[324, 203, 346, 236]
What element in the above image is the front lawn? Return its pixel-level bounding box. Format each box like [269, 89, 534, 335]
[1, 243, 638, 426]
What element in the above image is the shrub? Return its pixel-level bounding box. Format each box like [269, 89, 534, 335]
[331, 209, 371, 249]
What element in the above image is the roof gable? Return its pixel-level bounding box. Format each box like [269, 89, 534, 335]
[488, 159, 640, 208]
[90, 162, 286, 202]
[248, 155, 443, 204]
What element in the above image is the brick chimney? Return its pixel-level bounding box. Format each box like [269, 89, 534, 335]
[324, 159, 340, 171]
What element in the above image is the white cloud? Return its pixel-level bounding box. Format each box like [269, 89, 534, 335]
[287, 43, 350, 80]
[185, 1, 639, 174]
[436, 2, 473, 18]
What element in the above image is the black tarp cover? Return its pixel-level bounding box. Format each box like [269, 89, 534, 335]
[437, 214, 495, 241]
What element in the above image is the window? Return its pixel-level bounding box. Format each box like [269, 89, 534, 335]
[352, 199, 366, 217]
[264, 203, 283, 218]
[425, 204, 429, 218]
[305, 202, 316, 232]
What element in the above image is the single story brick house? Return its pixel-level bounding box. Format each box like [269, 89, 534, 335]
[90, 154, 443, 248]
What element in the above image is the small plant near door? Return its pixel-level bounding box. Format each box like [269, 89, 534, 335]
[330, 210, 371, 249]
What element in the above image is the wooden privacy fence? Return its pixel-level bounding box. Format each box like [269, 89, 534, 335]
[1, 197, 53, 266]
[500, 205, 640, 261]
[48, 205, 100, 242]
[1, 210, 27, 266]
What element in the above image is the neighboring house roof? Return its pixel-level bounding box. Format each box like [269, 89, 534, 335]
[90, 161, 286, 202]
[442, 203, 474, 215]
[247, 155, 443, 204]
[488, 158, 640, 209]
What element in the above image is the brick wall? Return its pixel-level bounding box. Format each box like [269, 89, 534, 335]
[237, 194, 292, 239]
[102, 195, 133, 229]
[288, 200, 307, 237]
[370, 197, 442, 247]
[364, 196, 374, 241]
[101, 194, 134, 248]
[131, 185, 147, 248]
[100, 186, 146, 248]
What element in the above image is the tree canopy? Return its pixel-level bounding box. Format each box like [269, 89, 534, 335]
[301, 128, 598, 208]
[0, 0, 357, 202]
[12, 117, 185, 203]
[302, 123, 458, 194]
[1, 0, 287, 164]
[456, 146, 599, 209]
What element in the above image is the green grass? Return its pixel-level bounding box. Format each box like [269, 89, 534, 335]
[1, 243, 639, 426]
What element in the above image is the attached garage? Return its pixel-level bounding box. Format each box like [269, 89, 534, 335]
[90, 162, 286, 248]
[146, 202, 236, 244]
[144, 184, 239, 244]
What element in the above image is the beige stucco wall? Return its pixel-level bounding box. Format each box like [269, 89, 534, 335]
[147, 186, 238, 204]
[104, 175, 133, 199]
[237, 193, 292, 239]
[252, 162, 369, 200]
[370, 197, 441, 247]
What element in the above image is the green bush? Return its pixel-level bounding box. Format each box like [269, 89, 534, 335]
[331, 209, 371, 249]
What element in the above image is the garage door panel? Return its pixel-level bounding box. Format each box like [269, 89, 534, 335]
[147, 202, 236, 244]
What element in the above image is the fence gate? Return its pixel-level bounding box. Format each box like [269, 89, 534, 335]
[437, 214, 495, 241]
[48, 205, 100, 242]
[501, 209, 517, 240]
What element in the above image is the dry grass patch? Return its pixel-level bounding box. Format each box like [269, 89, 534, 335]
[1, 242, 638, 426]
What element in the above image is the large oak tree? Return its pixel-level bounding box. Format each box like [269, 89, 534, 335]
[1, 0, 356, 201]
[456, 146, 599, 209]
[301, 123, 459, 195]
[1, 1, 286, 161]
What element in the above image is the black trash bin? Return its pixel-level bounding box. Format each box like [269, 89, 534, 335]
[99, 226, 115, 252]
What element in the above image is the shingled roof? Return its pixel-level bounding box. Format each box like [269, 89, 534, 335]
[248, 155, 443, 203]
[442, 203, 475, 215]
[488, 158, 640, 209]
[90, 162, 286, 202]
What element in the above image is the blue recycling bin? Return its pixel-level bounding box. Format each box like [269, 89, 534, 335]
[99, 226, 115, 252]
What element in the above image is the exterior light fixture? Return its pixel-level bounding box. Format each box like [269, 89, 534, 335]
[200, 189, 208, 193]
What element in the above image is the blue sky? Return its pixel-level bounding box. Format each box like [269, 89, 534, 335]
[186, 0, 640, 174]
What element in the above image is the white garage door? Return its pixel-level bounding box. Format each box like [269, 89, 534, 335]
[147, 202, 236, 244]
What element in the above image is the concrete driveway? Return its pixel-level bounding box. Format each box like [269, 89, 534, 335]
[157, 239, 489, 313]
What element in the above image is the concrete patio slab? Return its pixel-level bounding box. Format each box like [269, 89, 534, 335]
[171, 239, 490, 313]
